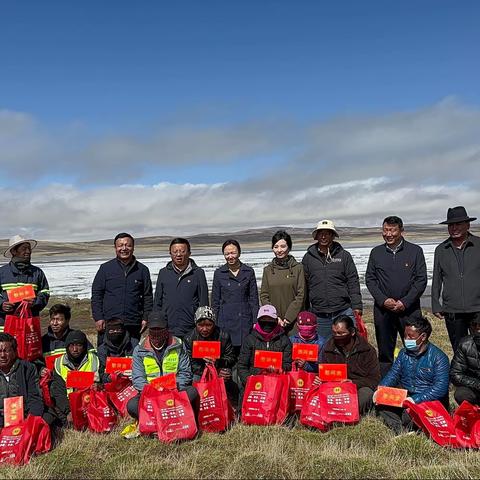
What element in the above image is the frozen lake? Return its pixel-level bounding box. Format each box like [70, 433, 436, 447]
[22, 243, 437, 305]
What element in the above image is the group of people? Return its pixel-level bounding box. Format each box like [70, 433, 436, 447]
[0, 205, 479, 438]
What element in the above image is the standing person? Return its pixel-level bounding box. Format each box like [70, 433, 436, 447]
[260, 230, 305, 330]
[365, 216, 427, 375]
[0, 235, 50, 331]
[211, 239, 259, 355]
[153, 238, 208, 339]
[302, 220, 362, 339]
[91, 232, 153, 346]
[321, 315, 381, 415]
[432, 206, 480, 352]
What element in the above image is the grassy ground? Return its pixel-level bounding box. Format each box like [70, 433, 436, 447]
[3, 298, 480, 478]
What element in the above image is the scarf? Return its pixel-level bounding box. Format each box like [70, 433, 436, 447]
[254, 322, 284, 342]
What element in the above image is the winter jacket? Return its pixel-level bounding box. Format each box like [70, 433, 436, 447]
[260, 255, 305, 323]
[184, 326, 237, 378]
[380, 343, 449, 403]
[365, 240, 427, 312]
[0, 359, 43, 427]
[153, 259, 209, 338]
[97, 332, 138, 383]
[131, 336, 192, 392]
[211, 262, 259, 347]
[0, 261, 49, 324]
[321, 335, 381, 390]
[91, 257, 153, 326]
[450, 336, 480, 391]
[432, 233, 480, 314]
[237, 329, 292, 385]
[289, 334, 325, 373]
[302, 242, 362, 314]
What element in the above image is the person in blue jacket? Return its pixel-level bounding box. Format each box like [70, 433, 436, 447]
[374, 316, 450, 434]
[211, 239, 259, 356]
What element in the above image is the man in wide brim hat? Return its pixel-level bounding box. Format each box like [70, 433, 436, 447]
[432, 206, 480, 352]
[311, 219, 339, 239]
[3, 235, 38, 258]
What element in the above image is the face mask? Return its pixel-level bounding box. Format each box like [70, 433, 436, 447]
[258, 321, 276, 333]
[298, 324, 317, 340]
[334, 334, 352, 347]
[107, 330, 125, 346]
[404, 339, 419, 351]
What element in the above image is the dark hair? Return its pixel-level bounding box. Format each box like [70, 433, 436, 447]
[222, 239, 241, 255]
[169, 237, 191, 253]
[405, 316, 432, 338]
[332, 315, 356, 332]
[49, 304, 72, 321]
[470, 313, 480, 325]
[271, 230, 292, 250]
[383, 216, 404, 229]
[0, 332, 17, 351]
[114, 232, 135, 246]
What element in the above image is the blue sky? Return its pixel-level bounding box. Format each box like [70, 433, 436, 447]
[0, 1, 479, 239]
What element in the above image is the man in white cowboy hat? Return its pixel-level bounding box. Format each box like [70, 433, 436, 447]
[0, 235, 50, 330]
[302, 220, 362, 339]
[432, 206, 480, 351]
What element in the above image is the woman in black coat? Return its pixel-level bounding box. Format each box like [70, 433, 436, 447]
[212, 239, 259, 355]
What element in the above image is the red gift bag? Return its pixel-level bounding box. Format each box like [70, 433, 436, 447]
[0, 415, 50, 466]
[288, 365, 316, 413]
[453, 401, 480, 448]
[299, 385, 329, 431]
[39, 370, 54, 408]
[194, 364, 234, 432]
[86, 389, 117, 433]
[68, 388, 92, 431]
[4, 301, 42, 361]
[354, 311, 368, 341]
[241, 373, 290, 426]
[317, 381, 359, 425]
[152, 389, 198, 443]
[405, 400, 460, 448]
[138, 384, 162, 435]
[104, 374, 138, 417]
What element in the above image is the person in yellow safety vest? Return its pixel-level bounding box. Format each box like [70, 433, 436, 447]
[127, 310, 198, 420]
[48, 330, 99, 427]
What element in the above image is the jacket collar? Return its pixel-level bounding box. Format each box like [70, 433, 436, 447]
[9, 261, 34, 275]
[324, 335, 368, 355]
[444, 232, 475, 249]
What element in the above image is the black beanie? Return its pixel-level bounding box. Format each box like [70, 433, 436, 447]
[148, 310, 168, 329]
[65, 330, 88, 348]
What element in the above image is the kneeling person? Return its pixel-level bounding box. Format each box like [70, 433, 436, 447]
[127, 311, 198, 419]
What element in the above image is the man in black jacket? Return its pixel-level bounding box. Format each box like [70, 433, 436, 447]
[432, 206, 480, 351]
[0, 333, 44, 427]
[365, 216, 427, 375]
[302, 220, 362, 339]
[91, 232, 153, 345]
[450, 315, 480, 405]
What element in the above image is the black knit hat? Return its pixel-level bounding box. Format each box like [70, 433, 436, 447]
[148, 310, 168, 329]
[65, 330, 88, 348]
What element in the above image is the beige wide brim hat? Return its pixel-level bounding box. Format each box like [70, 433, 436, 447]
[312, 219, 339, 239]
[4, 235, 37, 258]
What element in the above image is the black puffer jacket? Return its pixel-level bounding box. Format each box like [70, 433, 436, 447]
[450, 336, 480, 391]
[237, 329, 292, 385]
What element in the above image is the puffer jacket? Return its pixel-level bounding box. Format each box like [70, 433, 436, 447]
[380, 342, 449, 403]
[131, 336, 192, 392]
[260, 255, 305, 323]
[237, 328, 292, 385]
[302, 242, 362, 314]
[450, 336, 480, 391]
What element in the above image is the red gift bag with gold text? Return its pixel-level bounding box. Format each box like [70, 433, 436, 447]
[299, 385, 329, 431]
[452, 401, 480, 448]
[104, 374, 138, 417]
[317, 381, 359, 425]
[288, 365, 316, 413]
[138, 384, 163, 435]
[68, 388, 92, 431]
[86, 389, 117, 433]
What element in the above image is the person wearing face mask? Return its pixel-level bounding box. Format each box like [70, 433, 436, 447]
[0, 235, 50, 331]
[289, 311, 325, 373]
[260, 230, 305, 330]
[320, 315, 380, 414]
[374, 316, 450, 434]
[450, 316, 480, 406]
[97, 318, 138, 383]
[237, 305, 292, 388]
[49, 330, 100, 426]
[127, 310, 197, 420]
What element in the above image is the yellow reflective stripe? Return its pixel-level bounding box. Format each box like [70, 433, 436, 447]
[1, 283, 39, 291]
[0, 326, 4, 333]
[44, 348, 66, 357]
[39, 289, 50, 294]
[55, 352, 99, 394]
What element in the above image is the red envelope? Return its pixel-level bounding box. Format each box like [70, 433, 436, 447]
[318, 363, 347, 382]
[292, 343, 319, 362]
[105, 357, 132, 373]
[7, 285, 36, 302]
[66, 371, 95, 389]
[376, 386, 408, 407]
[254, 350, 283, 369]
[192, 341, 221, 359]
[45, 353, 63, 370]
[3, 396, 24, 427]
[150, 372, 177, 390]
